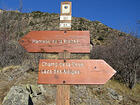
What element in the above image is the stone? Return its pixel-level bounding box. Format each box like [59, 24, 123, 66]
[2, 86, 29, 105]
[71, 85, 101, 105]
[2, 84, 55, 105]
[26, 84, 56, 105]
[107, 88, 123, 101]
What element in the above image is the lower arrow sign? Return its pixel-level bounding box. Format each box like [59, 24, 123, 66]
[38, 59, 116, 84]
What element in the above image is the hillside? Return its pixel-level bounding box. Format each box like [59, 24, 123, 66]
[0, 11, 127, 44]
[0, 11, 140, 105]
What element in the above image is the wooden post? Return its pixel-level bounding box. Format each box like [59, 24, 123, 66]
[56, 2, 72, 105]
[56, 83, 70, 105]
[57, 50, 71, 105]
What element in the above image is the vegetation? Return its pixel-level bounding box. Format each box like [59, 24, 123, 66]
[104, 80, 140, 105]
[91, 35, 140, 89]
[0, 10, 139, 88]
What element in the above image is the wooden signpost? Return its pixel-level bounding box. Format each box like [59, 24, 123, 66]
[19, 31, 90, 53]
[38, 59, 116, 84]
[19, 1, 116, 105]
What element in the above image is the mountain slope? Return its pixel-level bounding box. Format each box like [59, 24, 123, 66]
[0, 11, 139, 105]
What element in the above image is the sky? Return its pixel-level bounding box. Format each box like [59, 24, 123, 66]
[0, 0, 140, 37]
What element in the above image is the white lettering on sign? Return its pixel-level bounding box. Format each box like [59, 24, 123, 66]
[41, 69, 80, 75]
[42, 62, 84, 67]
[60, 16, 72, 20]
[60, 23, 71, 28]
[32, 39, 79, 44]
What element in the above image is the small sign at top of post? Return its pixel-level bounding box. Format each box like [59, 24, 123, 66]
[60, 1, 72, 30]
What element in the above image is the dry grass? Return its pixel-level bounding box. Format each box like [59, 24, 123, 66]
[105, 80, 140, 95]
[105, 80, 140, 105]
[1, 65, 20, 72]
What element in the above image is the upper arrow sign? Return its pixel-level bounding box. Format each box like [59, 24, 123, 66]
[38, 59, 116, 84]
[19, 31, 90, 53]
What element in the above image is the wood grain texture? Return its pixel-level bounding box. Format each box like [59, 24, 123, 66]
[38, 59, 116, 84]
[19, 31, 90, 53]
[56, 85, 70, 105]
[56, 51, 70, 105]
[57, 2, 71, 104]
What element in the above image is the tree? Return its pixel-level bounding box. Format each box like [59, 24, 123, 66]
[91, 35, 140, 89]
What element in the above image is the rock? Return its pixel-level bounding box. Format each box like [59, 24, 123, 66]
[107, 88, 123, 101]
[2, 84, 56, 105]
[71, 85, 101, 105]
[26, 84, 56, 105]
[2, 86, 29, 105]
[1, 64, 32, 81]
[26, 84, 41, 97]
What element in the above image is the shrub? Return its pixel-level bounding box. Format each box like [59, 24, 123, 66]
[91, 36, 140, 89]
[0, 41, 27, 67]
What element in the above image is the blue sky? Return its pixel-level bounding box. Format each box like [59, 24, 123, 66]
[0, 0, 140, 36]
